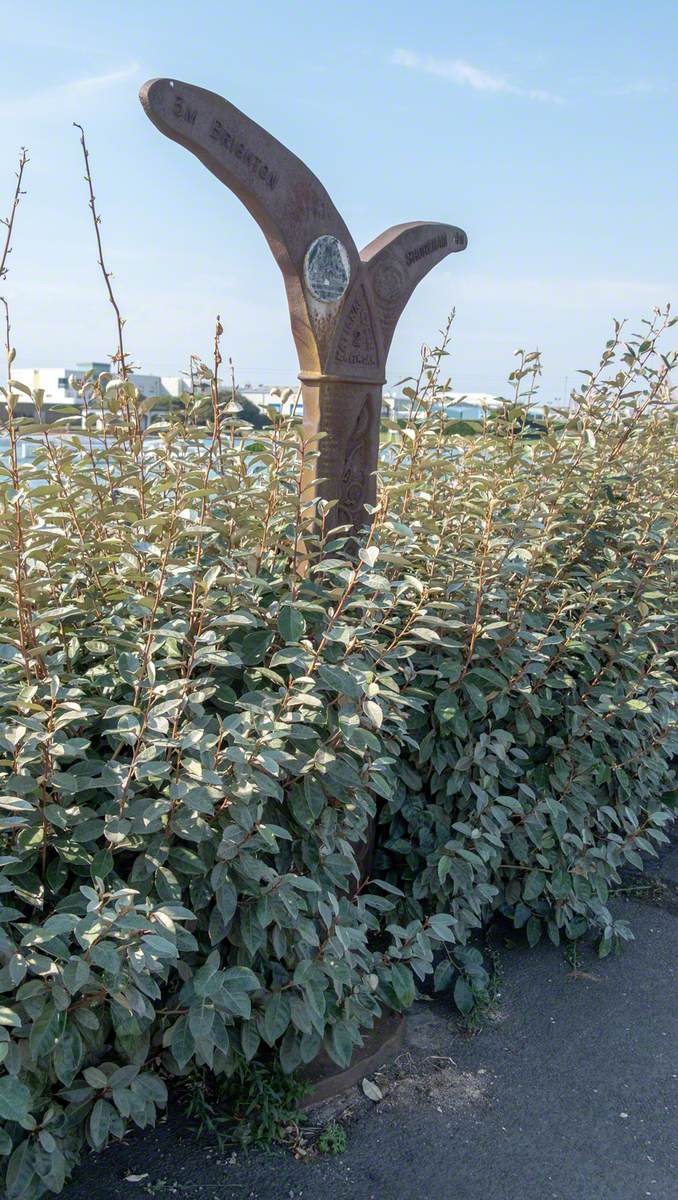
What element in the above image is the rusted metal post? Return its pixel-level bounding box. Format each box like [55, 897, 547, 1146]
[140, 78, 467, 530]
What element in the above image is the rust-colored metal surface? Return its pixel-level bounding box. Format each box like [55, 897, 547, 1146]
[140, 77, 467, 529]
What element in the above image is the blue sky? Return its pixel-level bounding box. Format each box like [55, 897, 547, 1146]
[1, 0, 676, 399]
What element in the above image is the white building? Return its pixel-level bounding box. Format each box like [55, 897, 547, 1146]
[381, 393, 401, 419]
[241, 388, 406, 421]
[158, 373, 189, 398]
[11, 368, 512, 425]
[12, 362, 167, 410]
[8, 365, 305, 418]
[241, 386, 301, 417]
[389, 391, 502, 421]
[158, 372, 213, 398]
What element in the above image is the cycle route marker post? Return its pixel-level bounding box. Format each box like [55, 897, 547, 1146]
[140, 77, 468, 1097]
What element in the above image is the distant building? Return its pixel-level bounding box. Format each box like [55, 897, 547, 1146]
[240, 388, 407, 421]
[381, 393, 401, 419]
[12, 362, 168, 411]
[389, 391, 502, 421]
[441, 391, 502, 416]
[158, 372, 213, 398]
[241, 386, 301, 417]
[158, 373, 189, 398]
[10, 367, 510, 425]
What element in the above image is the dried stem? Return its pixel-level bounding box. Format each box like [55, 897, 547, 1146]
[0, 149, 28, 286]
[73, 122, 144, 467]
[73, 124, 129, 381]
[1, 298, 42, 681]
[211, 315, 224, 465]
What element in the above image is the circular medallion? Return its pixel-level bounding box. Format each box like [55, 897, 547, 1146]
[303, 235, 350, 303]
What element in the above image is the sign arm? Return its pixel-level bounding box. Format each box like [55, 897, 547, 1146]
[140, 78, 359, 371]
[361, 221, 467, 356]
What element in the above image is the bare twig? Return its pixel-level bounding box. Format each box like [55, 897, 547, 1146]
[0, 148, 28, 285]
[73, 124, 129, 380]
[74, 122, 149, 503]
[211, 314, 224, 463]
[1, 298, 42, 681]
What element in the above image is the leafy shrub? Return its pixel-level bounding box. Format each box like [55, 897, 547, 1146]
[0, 311, 675, 1196]
[375, 318, 678, 972]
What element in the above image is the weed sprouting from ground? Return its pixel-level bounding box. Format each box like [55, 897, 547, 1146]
[315, 1122, 347, 1155]
[184, 1061, 308, 1152]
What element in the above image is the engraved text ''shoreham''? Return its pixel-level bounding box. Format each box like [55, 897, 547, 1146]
[405, 232, 448, 266]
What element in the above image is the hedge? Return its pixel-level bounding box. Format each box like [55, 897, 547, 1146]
[0, 312, 675, 1196]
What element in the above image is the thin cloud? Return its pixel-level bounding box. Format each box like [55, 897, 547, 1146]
[66, 65, 140, 94]
[0, 62, 140, 120]
[597, 80, 661, 97]
[391, 49, 564, 104]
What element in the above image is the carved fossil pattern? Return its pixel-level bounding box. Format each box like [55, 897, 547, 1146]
[337, 400, 373, 528]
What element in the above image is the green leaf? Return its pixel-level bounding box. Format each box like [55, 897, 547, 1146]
[89, 1098, 114, 1150]
[169, 1016, 194, 1070]
[317, 665, 362, 699]
[526, 916, 542, 947]
[83, 1066, 107, 1089]
[241, 630, 274, 665]
[598, 928, 613, 959]
[278, 605, 305, 642]
[220, 967, 258, 1019]
[327, 1020, 355, 1068]
[29, 1005, 63, 1060]
[390, 963, 415, 1008]
[240, 1022, 260, 1062]
[91, 849, 114, 880]
[89, 941, 121, 975]
[5, 1139, 35, 1200]
[193, 950, 220, 997]
[215, 881, 237, 926]
[279, 1028, 302, 1075]
[293, 961, 326, 1016]
[54, 1026, 84, 1085]
[62, 957, 90, 995]
[188, 998, 214, 1042]
[523, 870, 546, 902]
[453, 975, 475, 1015]
[428, 913, 456, 942]
[0, 1076, 31, 1122]
[437, 855, 452, 884]
[434, 689, 459, 723]
[263, 992, 291, 1044]
[462, 681, 487, 717]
